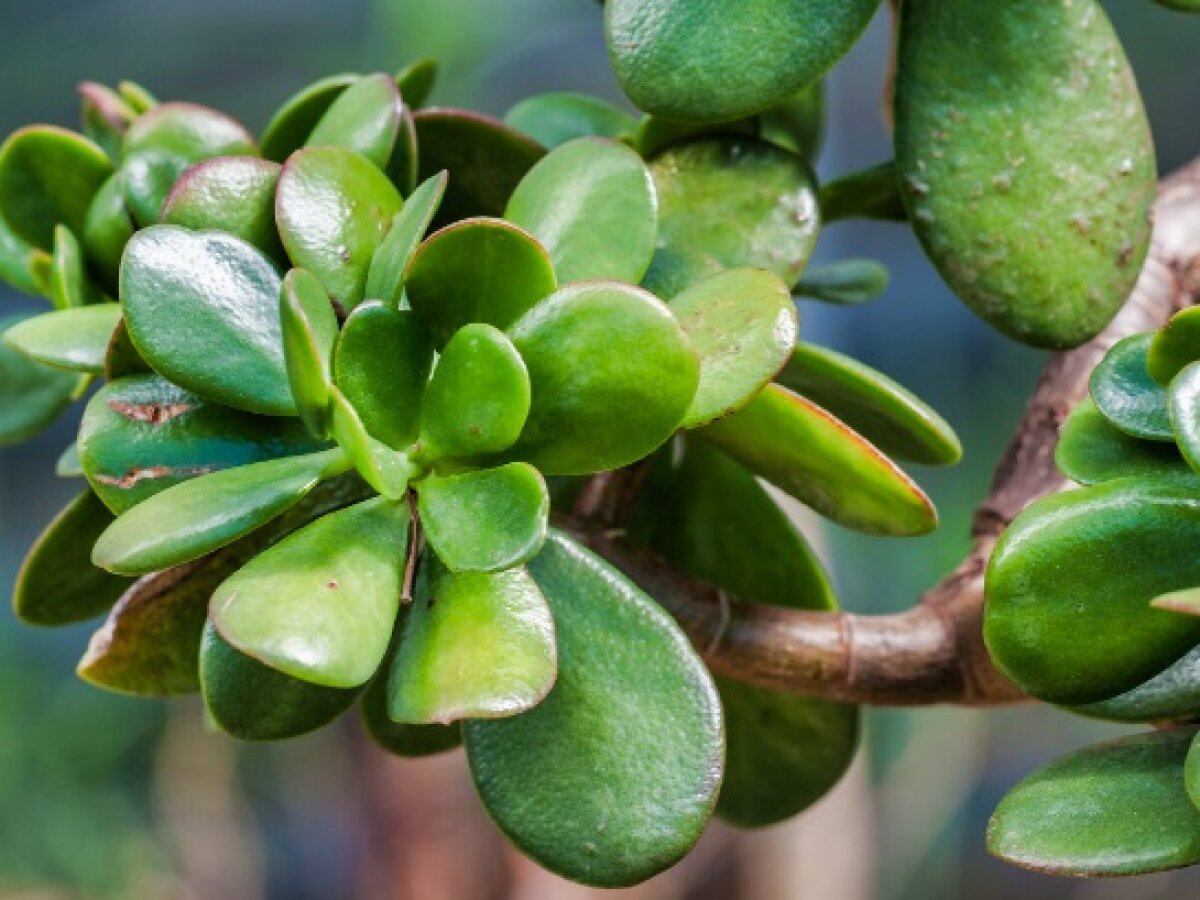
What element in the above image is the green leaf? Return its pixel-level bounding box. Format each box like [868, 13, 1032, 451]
[1070, 644, 1200, 724]
[211, 497, 409, 689]
[639, 246, 724, 300]
[79, 375, 323, 514]
[260, 73, 360, 163]
[362, 669, 461, 757]
[121, 225, 295, 416]
[406, 217, 557, 345]
[760, 81, 825, 162]
[606, 0, 879, 123]
[122, 100, 255, 161]
[0, 125, 112, 248]
[395, 59, 439, 110]
[363, 171, 447, 307]
[0, 315, 79, 445]
[699, 383, 937, 535]
[119, 148, 192, 227]
[328, 387, 417, 499]
[1149, 306, 1200, 386]
[417, 464, 548, 573]
[0, 210, 51, 296]
[281, 268, 339, 437]
[509, 281, 699, 475]
[776, 342, 962, 466]
[386, 559, 555, 724]
[102, 318, 150, 380]
[14, 491, 133, 626]
[818, 162, 906, 223]
[276, 145, 403, 308]
[989, 728, 1200, 876]
[632, 114, 759, 161]
[418, 323, 529, 460]
[49, 224, 97, 309]
[306, 73, 401, 169]
[1090, 333, 1172, 442]
[160, 156, 286, 262]
[200, 620, 361, 741]
[2, 303, 120, 373]
[413, 108, 545, 224]
[667, 268, 796, 429]
[334, 302, 433, 449]
[895, 0, 1155, 349]
[504, 92, 637, 149]
[56, 442, 82, 478]
[649, 138, 819, 287]
[117, 81, 158, 114]
[1170, 362, 1200, 475]
[794, 259, 889, 305]
[505, 137, 657, 285]
[79, 81, 136, 160]
[1056, 398, 1186, 485]
[92, 447, 348, 576]
[984, 475, 1200, 704]
[464, 531, 723, 887]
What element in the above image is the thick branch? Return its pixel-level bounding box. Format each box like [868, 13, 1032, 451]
[572, 157, 1200, 707]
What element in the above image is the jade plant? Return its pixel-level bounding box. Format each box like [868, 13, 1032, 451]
[0, 0, 1194, 888]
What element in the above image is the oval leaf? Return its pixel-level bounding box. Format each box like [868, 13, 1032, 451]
[281, 268, 339, 436]
[1057, 398, 1187, 486]
[504, 92, 637, 149]
[161, 156, 286, 262]
[1149, 306, 1200, 386]
[260, 74, 360, 163]
[1169, 362, 1200, 474]
[0, 315, 79, 445]
[364, 171, 447, 307]
[794, 258, 890, 306]
[1090, 333, 1172, 442]
[306, 73, 401, 169]
[1071, 644, 1200, 724]
[3, 303, 120, 373]
[362, 669, 461, 757]
[82, 174, 134, 292]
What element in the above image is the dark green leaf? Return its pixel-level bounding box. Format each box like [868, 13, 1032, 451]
[0, 314, 79, 445]
[794, 259, 889, 305]
[818, 162, 906, 223]
[395, 59, 439, 110]
[281, 268, 339, 436]
[49, 224, 97, 309]
[362, 668, 461, 757]
[1071, 645, 1200, 724]
[1149, 306, 1200, 386]
[81, 173, 132, 293]
[1056, 398, 1186, 485]
[504, 92, 637, 148]
[1090, 333, 1172, 441]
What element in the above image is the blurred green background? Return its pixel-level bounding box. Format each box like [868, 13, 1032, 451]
[0, 2, 1197, 898]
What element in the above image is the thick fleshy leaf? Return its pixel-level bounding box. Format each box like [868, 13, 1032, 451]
[122, 226, 294, 416]
[895, 0, 1155, 349]
[1149, 307, 1200, 386]
[699, 384, 936, 535]
[760, 82, 825, 162]
[464, 532, 723, 887]
[306, 73, 401, 169]
[632, 115, 759, 161]
[418, 324, 529, 460]
[260, 74, 360, 163]
[362, 670, 461, 757]
[395, 59, 438, 109]
[984, 475, 1200, 704]
[201, 621, 361, 741]
[776, 342, 962, 466]
[92, 447, 348, 576]
[81, 174, 131, 293]
[508, 281, 699, 475]
[211, 497, 409, 689]
[649, 138, 819, 287]
[2, 303, 120, 373]
[387, 561, 555, 724]
[631, 440, 857, 827]
[640, 246, 724, 300]
[818, 162, 906, 223]
[417, 464, 548, 573]
[122, 101, 255, 161]
[161, 156, 286, 262]
[413, 108, 545, 223]
[334, 302, 433, 449]
[1090, 333, 1172, 442]
[1170, 362, 1200, 475]
[364, 171, 447, 307]
[1071, 644, 1200, 724]
[79, 375, 322, 514]
[0, 315, 79, 445]
[328, 388, 417, 500]
[79, 82, 136, 160]
[119, 149, 191, 227]
[49, 225, 97, 309]
[505, 138, 657, 284]
[406, 217, 557, 345]
[606, 0, 880, 123]
[794, 259, 889, 305]
[13, 491, 132, 626]
[1056, 398, 1186, 486]
[281, 268, 339, 436]
[667, 268, 796, 429]
[989, 729, 1200, 876]
[504, 93, 637, 148]
[0, 213, 50, 296]
[276, 145, 403, 307]
[0, 125, 112, 248]
[56, 443, 82, 478]
[102, 318, 150, 380]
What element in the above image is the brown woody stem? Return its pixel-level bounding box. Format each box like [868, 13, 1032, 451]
[568, 157, 1200, 707]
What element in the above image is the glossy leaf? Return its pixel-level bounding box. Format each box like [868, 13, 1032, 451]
[363, 171, 447, 307]
[504, 92, 637, 148]
[362, 670, 461, 757]
[0, 125, 112, 248]
[818, 161, 906, 223]
[387, 560, 555, 724]
[122, 101, 255, 161]
[2, 303, 120, 373]
[632, 115, 759, 161]
[307, 73, 401, 169]
[260, 73, 359, 162]
[464, 532, 723, 887]
[417, 464, 548, 573]
[14, 491, 132, 626]
[649, 138, 819, 287]
[413, 108, 545, 223]
[1071, 644, 1200, 724]
[0, 212, 51, 296]
[161, 156, 286, 262]
[418, 324, 529, 460]
[92, 447, 348, 576]
[639, 246, 723, 300]
[895, 0, 1155, 348]
[406, 218, 557, 345]
[122, 226, 295, 416]
[1090, 333, 1172, 442]
[606, 0, 880, 123]
[760, 82, 825, 162]
[1149, 306, 1200, 386]
[281, 268, 339, 436]
[667, 268, 796, 429]
[328, 388, 417, 499]
[505, 138, 657, 284]
[119, 148, 191, 227]
[776, 342, 962, 466]
[989, 729, 1200, 876]
[0, 315, 79, 445]
[276, 145, 403, 307]
[395, 59, 438, 109]
[334, 302, 433, 449]
[211, 497, 409, 689]
[1170, 362, 1200, 475]
[49, 224, 96, 309]
[984, 475, 1200, 704]
[509, 281, 699, 475]
[1056, 398, 1186, 485]
[699, 384, 937, 535]
[794, 259, 889, 305]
